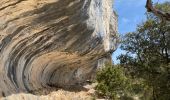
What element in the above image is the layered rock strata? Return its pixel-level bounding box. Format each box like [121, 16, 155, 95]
[0, 0, 118, 97]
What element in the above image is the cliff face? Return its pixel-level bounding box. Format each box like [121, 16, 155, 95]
[0, 0, 118, 97]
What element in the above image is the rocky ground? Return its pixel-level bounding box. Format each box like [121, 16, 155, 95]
[1, 90, 92, 100]
[1, 83, 97, 100]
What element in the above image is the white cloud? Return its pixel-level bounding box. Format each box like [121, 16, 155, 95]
[122, 17, 130, 23]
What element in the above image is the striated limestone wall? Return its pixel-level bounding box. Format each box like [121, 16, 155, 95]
[0, 0, 118, 97]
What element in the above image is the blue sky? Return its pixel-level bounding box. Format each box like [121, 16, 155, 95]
[112, 0, 169, 64]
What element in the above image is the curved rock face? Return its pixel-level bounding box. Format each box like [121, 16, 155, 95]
[0, 0, 118, 97]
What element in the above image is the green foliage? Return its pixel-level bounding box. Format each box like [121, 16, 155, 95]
[94, 2, 170, 100]
[95, 64, 130, 99]
[117, 2, 170, 100]
[155, 2, 170, 12]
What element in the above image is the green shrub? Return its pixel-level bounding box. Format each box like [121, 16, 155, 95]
[95, 64, 130, 99]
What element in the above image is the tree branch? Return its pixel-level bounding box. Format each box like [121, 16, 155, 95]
[145, 0, 170, 21]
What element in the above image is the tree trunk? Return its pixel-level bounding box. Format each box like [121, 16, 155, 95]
[146, 0, 170, 21]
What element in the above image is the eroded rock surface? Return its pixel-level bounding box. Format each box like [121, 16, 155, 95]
[0, 0, 118, 97]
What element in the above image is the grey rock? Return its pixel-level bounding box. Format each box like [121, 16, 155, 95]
[0, 0, 118, 97]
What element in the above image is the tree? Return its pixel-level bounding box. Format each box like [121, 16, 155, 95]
[118, 2, 170, 100]
[146, 0, 170, 21]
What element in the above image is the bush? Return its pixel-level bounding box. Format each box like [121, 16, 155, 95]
[95, 64, 130, 99]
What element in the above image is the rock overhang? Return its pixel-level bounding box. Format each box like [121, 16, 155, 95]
[0, 0, 119, 97]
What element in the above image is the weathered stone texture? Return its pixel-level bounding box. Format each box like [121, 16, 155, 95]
[0, 0, 118, 97]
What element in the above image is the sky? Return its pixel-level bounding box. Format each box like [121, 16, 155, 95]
[112, 0, 169, 64]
